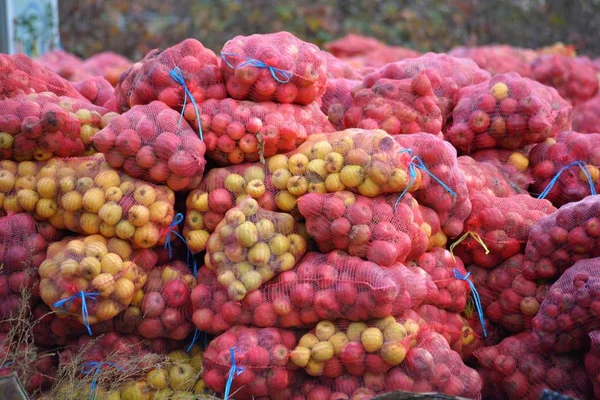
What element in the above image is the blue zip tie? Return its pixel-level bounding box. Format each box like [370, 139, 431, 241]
[53, 290, 99, 336]
[187, 327, 208, 352]
[394, 151, 457, 210]
[453, 268, 487, 338]
[169, 67, 203, 140]
[0, 361, 13, 368]
[538, 160, 597, 200]
[221, 52, 294, 84]
[164, 213, 198, 277]
[223, 347, 245, 400]
[82, 361, 124, 400]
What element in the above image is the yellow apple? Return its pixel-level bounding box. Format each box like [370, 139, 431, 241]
[267, 154, 289, 173]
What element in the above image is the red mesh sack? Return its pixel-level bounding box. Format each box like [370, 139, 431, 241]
[470, 148, 534, 193]
[0, 157, 176, 248]
[452, 190, 555, 268]
[325, 34, 387, 58]
[92, 101, 206, 191]
[324, 53, 364, 80]
[409, 248, 469, 313]
[467, 254, 549, 333]
[449, 45, 538, 77]
[0, 213, 56, 322]
[522, 196, 600, 280]
[343, 77, 444, 135]
[220, 32, 327, 105]
[115, 38, 225, 112]
[447, 72, 572, 152]
[297, 191, 431, 266]
[0, 53, 85, 100]
[529, 131, 600, 206]
[81, 51, 133, 86]
[321, 78, 362, 130]
[585, 331, 600, 399]
[183, 129, 418, 254]
[530, 55, 599, 105]
[203, 326, 298, 399]
[0, 92, 111, 161]
[458, 156, 528, 197]
[72, 76, 116, 109]
[0, 333, 57, 394]
[573, 95, 600, 133]
[195, 98, 334, 165]
[290, 319, 481, 398]
[395, 133, 472, 238]
[205, 197, 308, 301]
[362, 53, 491, 123]
[475, 332, 592, 400]
[531, 257, 600, 353]
[39, 235, 148, 334]
[192, 251, 431, 334]
[115, 261, 195, 341]
[37, 49, 85, 81]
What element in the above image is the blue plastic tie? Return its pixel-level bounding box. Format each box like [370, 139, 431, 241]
[169, 67, 203, 140]
[223, 347, 245, 400]
[538, 160, 597, 200]
[186, 327, 209, 352]
[221, 52, 294, 84]
[453, 268, 487, 338]
[82, 361, 124, 400]
[53, 290, 99, 336]
[394, 151, 457, 210]
[0, 361, 13, 368]
[164, 212, 198, 277]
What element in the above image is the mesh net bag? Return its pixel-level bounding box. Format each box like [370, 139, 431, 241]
[344, 46, 422, 69]
[343, 77, 444, 135]
[452, 190, 556, 268]
[449, 45, 538, 77]
[220, 32, 327, 105]
[395, 133, 472, 238]
[470, 148, 534, 193]
[573, 95, 600, 133]
[362, 53, 491, 124]
[324, 53, 364, 80]
[0, 92, 111, 161]
[0, 53, 86, 100]
[522, 196, 600, 280]
[92, 101, 207, 191]
[321, 78, 362, 130]
[0, 156, 176, 248]
[37, 49, 85, 81]
[531, 257, 600, 353]
[458, 156, 529, 197]
[585, 331, 600, 399]
[39, 235, 149, 333]
[192, 250, 431, 334]
[447, 72, 572, 152]
[297, 191, 431, 266]
[467, 254, 549, 333]
[205, 197, 308, 301]
[0, 332, 58, 394]
[475, 331, 592, 400]
[529, 131, 600, 206]
[0, 213, 52, 322]
[72, 76, 116, 109]
[530, 55, 599, 105]
[81, 51, 133, 86]
[203, 326, 299, 399]
[195, 98, 334, 166]
[115, 261, 195, 341]
[182, 129, 417, 254]
[408, 248, 469, 313]
[115, 38, 225, 112]
[289, 319, 482, 398]
[324, 34, 388, 58]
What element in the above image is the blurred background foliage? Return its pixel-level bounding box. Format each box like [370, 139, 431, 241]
[59, 0, 600, 60]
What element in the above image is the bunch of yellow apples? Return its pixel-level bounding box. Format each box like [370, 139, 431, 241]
[0, 154, 175, 248]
